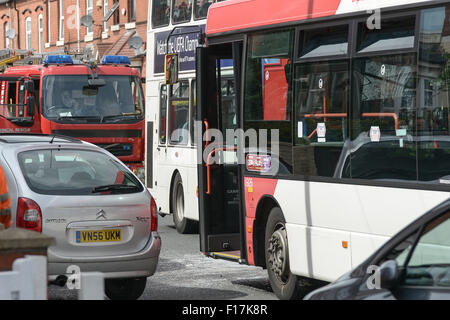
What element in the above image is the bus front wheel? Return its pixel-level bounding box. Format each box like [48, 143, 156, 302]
[265, 206, 299, 300]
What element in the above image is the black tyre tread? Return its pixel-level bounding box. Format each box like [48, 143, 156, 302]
[265, 206, 300, 300]
[172, 173, 198, 234]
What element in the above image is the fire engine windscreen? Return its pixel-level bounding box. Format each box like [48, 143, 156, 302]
[42, 75, 144, 122]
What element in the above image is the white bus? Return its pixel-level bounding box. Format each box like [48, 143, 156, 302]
[145, 0, 227, 233]
[196, 0, 450, 300]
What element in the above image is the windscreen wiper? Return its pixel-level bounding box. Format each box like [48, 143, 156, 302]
[0, 113, 31, 122]
[101, 114, 141, 122]
[57, 115, 102, 121]
[91, 184, 140, 193]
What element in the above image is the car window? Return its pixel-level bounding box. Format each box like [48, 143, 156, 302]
[383, 232, 418, 267]
[18, 149, 143, 195]
[402, 212, 450, 287]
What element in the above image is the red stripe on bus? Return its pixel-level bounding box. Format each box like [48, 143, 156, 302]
[206, 0, 342, 35]
[244, 177, 278, 266]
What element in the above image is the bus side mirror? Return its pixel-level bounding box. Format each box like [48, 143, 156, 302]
[24, 80, 35, 94]
[27, 96, 36, 117]
[165, 53, 179, 85]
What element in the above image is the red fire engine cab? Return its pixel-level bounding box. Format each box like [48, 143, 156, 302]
[0, 55, 146, 181]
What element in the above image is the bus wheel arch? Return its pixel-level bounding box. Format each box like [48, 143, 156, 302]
[253, 196, 280, 269]
[169, 170, 180, 216]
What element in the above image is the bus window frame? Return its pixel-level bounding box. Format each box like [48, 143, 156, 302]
[171, 0, 193, 25]
[293, 21, 352, 146]
[203, 2, 450, 193]
[190, 78, 196, 146]
[239, 4, 450, 192]
[158, 83, 168, 146]
[351, 10, 421, 59]
[168, 79, 190, 147]
[294, 21, 351, 63]
[291, 11, 420, 180]
[152, 0, 171, 29]
[193, 0, 209, 21]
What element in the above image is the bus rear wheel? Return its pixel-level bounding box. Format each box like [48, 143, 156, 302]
[265, 206, 300, 300]
[172, 172, 198, 234]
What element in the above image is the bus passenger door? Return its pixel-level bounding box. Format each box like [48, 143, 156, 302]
[197, 41, 244, 262]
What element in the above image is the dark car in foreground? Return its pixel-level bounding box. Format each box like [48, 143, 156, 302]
[305, 199, 450, 300]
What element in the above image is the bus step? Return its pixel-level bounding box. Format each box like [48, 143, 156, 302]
[208, 251, 244, 263]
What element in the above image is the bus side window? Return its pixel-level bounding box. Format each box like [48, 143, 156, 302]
[169, 81, 189, 145]
[416, 6, 450, 185]
[244, 30, 295, 175]
[349, 16, 418, 182]
[293, 25, 350, 178]
[152, 0, 171, 27]
[172, 0, 192, 24]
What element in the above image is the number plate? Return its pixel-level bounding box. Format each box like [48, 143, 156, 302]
[76, 229, 121, 243]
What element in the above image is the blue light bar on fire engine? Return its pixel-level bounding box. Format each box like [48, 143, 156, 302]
[100, 55, 131, 65]
[43, 55, 74, 65]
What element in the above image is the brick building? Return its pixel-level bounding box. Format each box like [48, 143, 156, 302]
[0, 0, 148, 75]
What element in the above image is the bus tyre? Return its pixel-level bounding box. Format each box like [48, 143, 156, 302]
[104, 277, 147, 300]
[172, 173, 198, 234]
[265, 207, 299, 300]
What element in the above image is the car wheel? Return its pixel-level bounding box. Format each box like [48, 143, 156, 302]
[104, 277, 147, 300]
[265, 206, 300, 300]
[172, 173, 198, 234]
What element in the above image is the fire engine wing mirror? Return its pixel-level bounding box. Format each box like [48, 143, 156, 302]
[24, 80, 35, 94]
[26, 96, 36, 117]
[164, 53, 179, 85]
[87, 78, 106, 87]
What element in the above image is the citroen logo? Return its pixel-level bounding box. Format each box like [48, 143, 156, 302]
[96, 209, 107, 220]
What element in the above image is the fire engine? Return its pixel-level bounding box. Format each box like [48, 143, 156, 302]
[0, 51, 146, 182]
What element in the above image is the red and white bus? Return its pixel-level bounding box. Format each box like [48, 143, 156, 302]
[196, 0, 450, 299]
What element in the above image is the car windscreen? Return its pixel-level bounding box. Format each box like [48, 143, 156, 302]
[18, 149, 144, 195]
[42, 75, 144, 123]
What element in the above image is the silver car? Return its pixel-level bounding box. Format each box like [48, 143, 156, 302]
[0, 134, 161, 300]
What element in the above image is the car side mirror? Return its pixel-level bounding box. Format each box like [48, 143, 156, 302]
[379, 260, 399, 290]
[27, 96, 36, 117]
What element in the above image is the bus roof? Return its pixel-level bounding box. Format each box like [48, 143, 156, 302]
[206, 0, 436, 36]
